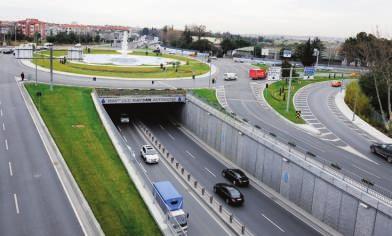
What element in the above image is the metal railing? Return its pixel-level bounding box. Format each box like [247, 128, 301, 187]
[135, 121, 254, 236]
[186, 94, 392, 206]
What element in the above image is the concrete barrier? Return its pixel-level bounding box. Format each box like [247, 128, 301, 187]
[180, 94, 392, 236]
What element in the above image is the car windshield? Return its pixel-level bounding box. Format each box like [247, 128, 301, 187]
[120, 114, 128, 118]
[227, 187, 241, 198]
[232, 169, 245, 178]
[145, 148, 157, 155]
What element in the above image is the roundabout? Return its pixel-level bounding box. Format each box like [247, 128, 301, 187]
[30, 48, 211, 80]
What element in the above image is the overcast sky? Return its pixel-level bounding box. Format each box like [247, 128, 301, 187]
[2, 0, 391, 38]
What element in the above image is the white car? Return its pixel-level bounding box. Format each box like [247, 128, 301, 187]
[120, 113, 130, 123]
[140, 145, 160, 164]
[224, 73, 238, 81]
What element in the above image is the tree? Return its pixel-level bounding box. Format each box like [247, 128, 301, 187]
[295, 39, 315, 66]
[220, 38, 236, 53]
[190, 39, 213, 52]
[190, 24, 206, 40]
[181, 26, 193, 48]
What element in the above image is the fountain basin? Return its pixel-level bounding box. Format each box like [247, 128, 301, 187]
[83, 54, 178, 66]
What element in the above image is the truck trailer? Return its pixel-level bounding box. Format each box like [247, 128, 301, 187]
[153, 181, 189, 233]
[249, 68, 267, 80]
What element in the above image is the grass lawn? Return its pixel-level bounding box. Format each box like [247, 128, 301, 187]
[264, 77, 340, 124]
[33, 50, 209, 79]
[191, 88, 224, 111]
[253, 63, 269, 70]
[25, 84, 161, 236]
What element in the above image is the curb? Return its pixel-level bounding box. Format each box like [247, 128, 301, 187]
[17, 79, 104, 236]
[335, 89, 392, 143]
[90, 91, 171, 235]
[256, 81, 321, 136]
[21, 59, 217, 81]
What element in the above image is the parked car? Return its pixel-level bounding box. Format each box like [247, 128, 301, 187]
[222, 169, 249, 186]
[140, 145, 160, 164]
[331, 80, 342, 87]
[223, 73, 238, 81]
[370, 143, 392, 162]
[213, 183, 244, 206]
[210, 56, 217, 60]
[120, 113, 130, 123]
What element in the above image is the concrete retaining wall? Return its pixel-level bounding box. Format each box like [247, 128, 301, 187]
[179, 96, 392, 236]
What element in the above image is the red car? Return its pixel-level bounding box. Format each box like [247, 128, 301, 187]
[331, 80, 342, 87]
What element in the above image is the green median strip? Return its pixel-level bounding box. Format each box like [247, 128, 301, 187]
[263, 77, 340, 124]
[191, 88, 223, 111]
[25, 84, 161, 236]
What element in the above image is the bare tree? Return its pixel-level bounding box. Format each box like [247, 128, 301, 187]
[189, 24, 206, 41]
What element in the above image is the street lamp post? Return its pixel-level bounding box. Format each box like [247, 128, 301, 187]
[286, 66, 294, 112]
[49, 46, 54, 90]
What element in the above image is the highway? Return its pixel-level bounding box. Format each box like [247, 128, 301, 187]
[0, 54, 83, 235]
[115, 121, 231, 236]
[106, 103, 320, 236]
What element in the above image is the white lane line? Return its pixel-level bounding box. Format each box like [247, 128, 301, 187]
[123, 136, 128, 142]
[5, 139, 8, 150]
[138, 162, 147, 173]
[14, 194, 20, 214]
[352, 164, 381, 179]
[0, 109, 3, 117]
[261, 213, 285, 232]
[159, 124, 165, 130]
[8, 162, 13, 176]
[185, 150, 196, 159]
[117, 126, 122, 132]
[2, 122, 5, 131]
[204, 167, 216, 178]
[167, 133, 175, 141]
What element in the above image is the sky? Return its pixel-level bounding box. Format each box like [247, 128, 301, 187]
[2, 0, 391, 38]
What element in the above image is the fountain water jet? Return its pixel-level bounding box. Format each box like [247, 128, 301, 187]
[121, 31, 128, 56]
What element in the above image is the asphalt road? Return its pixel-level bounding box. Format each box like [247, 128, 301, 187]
[139, 116, 320, 236]
[116, 121, 230, 236]
[0, 54, 83, 235]
[213, 58, 392, 197]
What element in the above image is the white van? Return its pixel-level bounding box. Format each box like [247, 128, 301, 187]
[224, 73, 238, 81]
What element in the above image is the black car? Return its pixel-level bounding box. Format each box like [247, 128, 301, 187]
[3, 48, 13, 54]
[222, 169, 249, 186]
[213, 183, 244, 206]
[370, 143, 392, 162]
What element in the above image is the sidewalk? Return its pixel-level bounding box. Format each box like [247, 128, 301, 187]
[335, 89, 392, 143]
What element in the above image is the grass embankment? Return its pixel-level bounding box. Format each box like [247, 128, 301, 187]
[191, 88, 225, 111]
[25, 84, 161, 236]
[253, 63, 269, 70]
[264, 77, 339, 124]
[33, 49, 209, 78]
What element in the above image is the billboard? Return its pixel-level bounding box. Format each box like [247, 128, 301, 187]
[303, 66, 316, 80]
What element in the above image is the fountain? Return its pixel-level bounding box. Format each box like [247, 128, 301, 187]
[121, 31, 128, 56]
[82, 30, 179, 66]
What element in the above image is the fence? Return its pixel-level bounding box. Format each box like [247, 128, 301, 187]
[135, 121, 254, 236]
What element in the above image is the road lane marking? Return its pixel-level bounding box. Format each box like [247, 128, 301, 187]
[138, 161, 147, 173]
[185, 150, 196, 159]
[159, 124, 165, 130]
[5, 139, 8, 150]
[9, 162, 13, 176]
[2, 122, 5, 131]
[123, 136, 128, 142]
[352, 164, 381, 179]
[204, 167, 216, 177]
[167, 133, 175, 140]
[117, 126, 122, 132]
[261, 213, 285, 232]
[0, 109, 3, 117]
[14, 194, 20, 214]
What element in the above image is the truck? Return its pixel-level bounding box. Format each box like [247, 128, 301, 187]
[153, 181, 189, 233]
[249, 68, 267, 80]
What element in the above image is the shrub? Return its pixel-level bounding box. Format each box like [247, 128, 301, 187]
[345, 81, 371, 117]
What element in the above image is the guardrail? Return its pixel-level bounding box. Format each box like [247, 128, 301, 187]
[135, 121, 254, 236]
[186, 94, 392, 206]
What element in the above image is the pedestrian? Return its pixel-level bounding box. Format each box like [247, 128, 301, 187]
[152, 80, 155, 85]
[21, 72, 25, 81]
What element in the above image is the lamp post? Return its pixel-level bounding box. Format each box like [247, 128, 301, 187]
[286, 66, 294, 112]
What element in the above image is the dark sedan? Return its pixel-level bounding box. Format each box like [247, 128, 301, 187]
[3, 48, 13, 54]
[222, 169, 249, 186]
[213, 183, 244, 206]
[370, 143, 392, 162]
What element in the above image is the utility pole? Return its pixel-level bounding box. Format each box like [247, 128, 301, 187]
[49, 46, 54, 90]
[286, 66, 293, 112]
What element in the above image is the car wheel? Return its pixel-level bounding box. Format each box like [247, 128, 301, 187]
[388, 157, 392, 163]
[222, 172, 226, 177]
[370, 147, 376, 153]
[213, 187, 217, 193]
[226, 198, 230, 204]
